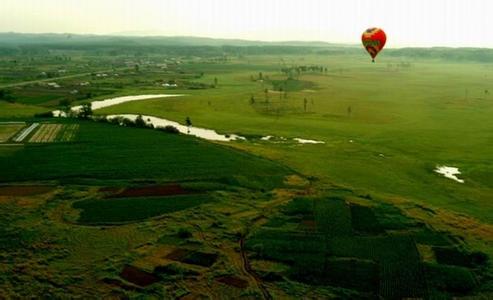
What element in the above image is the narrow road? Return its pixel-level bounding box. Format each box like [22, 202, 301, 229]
[0, 67, 129, 89]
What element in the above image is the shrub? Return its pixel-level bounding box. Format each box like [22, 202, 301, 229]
[177, 227, 192, 239]
[157, 125, 180, 134]
[134, 115, 147, 128]
[34, 111, 55, 118]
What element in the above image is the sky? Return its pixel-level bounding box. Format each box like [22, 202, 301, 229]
[1, 0, 493, 48]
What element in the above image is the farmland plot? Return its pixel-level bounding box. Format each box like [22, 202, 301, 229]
[29, 124, 63, 143]
[12, 123, 39, 142]
[58, 124, 79, 142]
[0, 124, 24, 142]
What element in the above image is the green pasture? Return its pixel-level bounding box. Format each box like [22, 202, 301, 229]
[95, 54, 493, 222]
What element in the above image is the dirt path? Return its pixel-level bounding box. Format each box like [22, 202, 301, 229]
[239, 234, 272, 300]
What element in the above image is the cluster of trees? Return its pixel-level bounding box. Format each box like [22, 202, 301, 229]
[98, 114, 181, 134]
[0, 90, 15, 103]
[280, 65, 328, 79]
[250, 72, 270, 82]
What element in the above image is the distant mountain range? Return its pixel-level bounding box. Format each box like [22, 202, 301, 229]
[0, 32, 356, 48]
[1, 32, 493, 62]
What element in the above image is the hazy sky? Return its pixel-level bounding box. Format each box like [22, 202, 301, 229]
[1, 0, 493, 47]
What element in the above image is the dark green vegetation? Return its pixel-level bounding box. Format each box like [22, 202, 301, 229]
[1, 33, 493, 298]
[0, 120, 289, 189]
[73, 194, 212, 224]
[246, 196, 486, 299]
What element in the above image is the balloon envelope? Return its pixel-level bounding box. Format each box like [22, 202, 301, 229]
[362, 28, 387, 62]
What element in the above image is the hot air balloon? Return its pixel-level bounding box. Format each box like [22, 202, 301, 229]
[362, 28, 386, 62]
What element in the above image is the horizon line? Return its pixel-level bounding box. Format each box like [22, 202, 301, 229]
[2, 31, 493, 50]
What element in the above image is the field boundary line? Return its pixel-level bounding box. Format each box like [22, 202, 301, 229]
[13, 123, 39, 142]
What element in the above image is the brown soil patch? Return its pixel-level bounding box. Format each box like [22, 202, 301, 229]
[0, 185, 54, 196]
[106, 184, 192, 198]
[216, 276, 249, 289]
[119, 265, 160, 287]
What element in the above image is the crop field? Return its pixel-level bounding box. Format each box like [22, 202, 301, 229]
[58, 124, 79, 142]
[73, 194, 212, 224]
[0, 120, 290, 186]
[26, 123, 79, 143]
[0, 123, 24, 142]
[28, 124, 63, 143]
[246, 195, 486, 299]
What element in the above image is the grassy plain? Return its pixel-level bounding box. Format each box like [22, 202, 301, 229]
[1, 45, 493, 298]
[98, 54, 493, 223]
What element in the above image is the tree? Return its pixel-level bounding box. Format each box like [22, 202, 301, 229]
[79, 103, 93, 119]
[135, 64, 140, 72]
[0, 89, 15, 103]
[259, 72, 263, 80]
[250, 95, 255, 105]
[59, 99, 71, 107]
[214, 77, 218, 87]
[185, 117, 192, 134]
[59, 99, 72, 114]
[135, 115, 147, 128]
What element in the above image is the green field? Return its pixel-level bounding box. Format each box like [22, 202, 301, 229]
[73, 194, 212, 224]
[1, 37, 493, 298]
[0, 120, 290, 188]
[97, 55, 493, 223]
[246, 196, 483, 299]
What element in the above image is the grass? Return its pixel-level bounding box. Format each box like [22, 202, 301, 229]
[0, 101, 46, 119]
[1, 50, 493, 298]
[0, 120, 290, 188]
[350, 204, 384, 234]
[73, 194, 212, 224]
[96, 55, 493, 223]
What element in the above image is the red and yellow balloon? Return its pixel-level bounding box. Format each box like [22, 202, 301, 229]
[361, 28, 386, 62]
